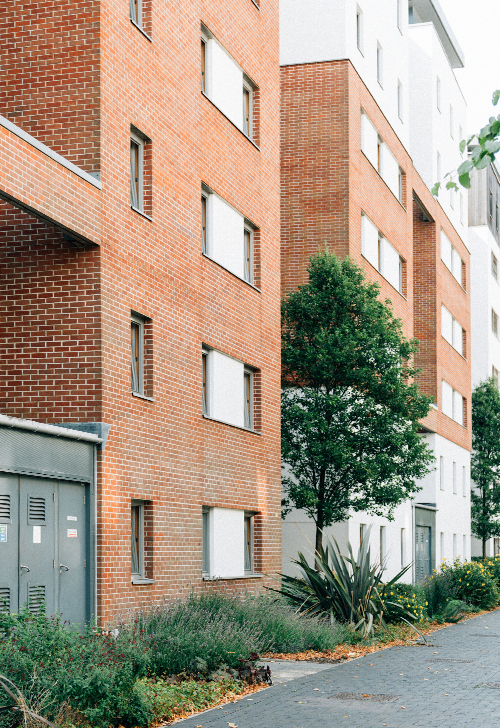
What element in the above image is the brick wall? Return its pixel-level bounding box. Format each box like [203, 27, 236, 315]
[281, 59, 471, 453]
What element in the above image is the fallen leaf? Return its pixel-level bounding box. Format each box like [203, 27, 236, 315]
[424, 678, 429, 680]
[401, 706, 406, 709]
[313, 689, 320, 691]
[433, 652, 438, 654]
[363, 694, 370, 697]
[227, 724, 238, 727]
[399, 673, 403, 675]
[444, 694, 449, 696]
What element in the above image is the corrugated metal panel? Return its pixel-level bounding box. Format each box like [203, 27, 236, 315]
[0, 427, 94, 482]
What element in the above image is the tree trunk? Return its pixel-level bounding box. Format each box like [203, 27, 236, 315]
[483, 538, 487, 559]
[315, 522, 323, 555]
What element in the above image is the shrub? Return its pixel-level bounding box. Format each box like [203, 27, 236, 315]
[422, 571, 470, 623]
[481, 556, 500, 589]
[442, 559, 500, 610]
[381, 583, 426, 623]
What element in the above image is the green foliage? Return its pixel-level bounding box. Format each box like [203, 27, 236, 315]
[135, 677, 246, 723]
[381, 583, 426, 623]
[274, 529, 415, 638]
[433, 89, 500, 195]
[441, 559, 500, 610]
[0, 611, 151, 728]
[422, 571, 471, 624]
[480, 556, 500, 589]
[471, 379, 500, 552]
[281, 253, 434, 548]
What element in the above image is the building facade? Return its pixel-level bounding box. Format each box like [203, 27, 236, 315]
[280, 0, 471, 581]
[0, 0, 281, 623]
[469, 161, 500, 557]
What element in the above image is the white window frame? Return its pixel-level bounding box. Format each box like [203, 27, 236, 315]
[493, 308, 499, 338]
[440, 456, 445, 491]
[493, 252, 498, 281]
[356, 6, 364, 53]
[244, 512, 254, 573]
[130, 131, 144, 212]
[131, 314, 145, 395]
[453, 461, 457, 494]
[244, 367, 254, 429]
[243, 224, 254, 284]
[397, 80, 403, 121]
[441, 304, 464, 356]
[130, 0, 142, 28]
[462, 466, 467, 497]
[202, 506, 211, 575]
[377, 43, 383, 87]
[453, 533, 458, 559]
[436, 77, 441, 112]
[242, 79, 253, 140]
[131, 500, 145, 581]
[397, 0, 403, 31]
[202, 347, 209, 415]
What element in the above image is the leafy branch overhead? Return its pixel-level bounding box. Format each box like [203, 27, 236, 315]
[432, 89, 500, 196]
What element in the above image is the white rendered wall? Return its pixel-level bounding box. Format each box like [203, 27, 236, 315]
[208, 350, 244, 427]
[280, 0, 409, 149]
[210, 507, 245, 577]
[408, 23, 468, 240]
[208, 194, 245, 279]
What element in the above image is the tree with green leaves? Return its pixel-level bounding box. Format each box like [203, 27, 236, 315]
[471, 379, 500, 558]
[433, 90, 500, 196]
[281, 252, 434, 553]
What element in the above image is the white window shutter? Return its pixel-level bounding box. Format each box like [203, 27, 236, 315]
[207, 39, 243, 130]
[209, 350, 245, 428]
[441, 305, 453, 346]
[210, 508, 245, 577]
[361, 214, 379, 269]
[441, 380, 453, 419]
[209, 194, 245, 278]
[361, 112, 378, 169]
[441, 230, 452, 271]
[380, 144, 400, 199]
[380, 237, 401, 291]
[452, 319, 463, 354]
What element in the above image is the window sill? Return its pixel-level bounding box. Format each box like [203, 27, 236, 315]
[361, 254, 407, 300]
[130, 19, 152, 42]
[441, 412, 466, 428]
[131, 577, 155, 585]
[202, 253, 261, 292]
[132, 391, 154, 402]
[203, 573, 263, 581]
[202, 414, 261, 434]
[250, 0, 260, 8]
[201, 92, 260, 151]
[131, 206, 153, 221]
[441, 336, 467, 360]
[360, 151, 406, 209]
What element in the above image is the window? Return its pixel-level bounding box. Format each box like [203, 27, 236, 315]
[440, 532, 444, 563]
[493, 252, 498, 281]
[130, 0, 141, 26]
[440, 230, 465, 287]
[202, 506, 210, 574]
[131, 315, 144, 395]
[202, 347, 258, 430]
[397, 0, 403, 30]
[130, 133, 144, 211]
[131, 501, 152, 583]
[360, 523, 367, 547]
[442, 380, 465, 425]
[244, 513, 254, 573]
[360, 112, 402, 201]
[401, 528, 406, 567]
[460, 193, 464, 225]
[437, 151, 441, 181]
[489, 189, 494, 222]
[201, 26, 257, 141]
[494, 537, 500, 556]
[244, 368, 253, 428]
[397, 80, 403, 121]
[441, 304, 465, 356]
[380, 526, 387, 569]
[453, 533, 458, 559]
[202, 507, 257, 578]
[377, 43, 383, 86]
[356, 6, 363, 52]
[440, 456, 444, 491]
[201, 187, 256, 284]
[462, 535, 466, 560]
[453, 461, 457, 494]
[493, 366, 499, 387]
[493, 308, 499, 338]
[462, 466, 467, 497]
[450, 105, 454, 138]
[361, 213, 404, 293]
[436, 77, 441, 111]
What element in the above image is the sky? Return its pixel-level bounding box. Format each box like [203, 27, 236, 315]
[439, 0, 500, 136]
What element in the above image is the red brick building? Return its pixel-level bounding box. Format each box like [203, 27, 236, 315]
[0, 0, 281, 623]
[280, 0, 471, 580]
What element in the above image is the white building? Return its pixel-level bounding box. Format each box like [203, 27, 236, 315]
[469, 161, 500, 558]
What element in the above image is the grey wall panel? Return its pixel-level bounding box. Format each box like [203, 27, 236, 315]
[0, 427, 94, 482]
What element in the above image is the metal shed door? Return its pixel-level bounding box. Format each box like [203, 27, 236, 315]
[0, 474, 19, 614]
[57, 481, 87, 626]
[415, 525, 431, 582]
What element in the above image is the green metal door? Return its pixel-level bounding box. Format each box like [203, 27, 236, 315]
[415, 525, 431, 582]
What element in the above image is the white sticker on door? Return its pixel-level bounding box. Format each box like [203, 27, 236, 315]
[67, 529, 77, 538]
[33, 526, 41, 543]
[67, 516, 77, 521]
[0, 525, 7, 542]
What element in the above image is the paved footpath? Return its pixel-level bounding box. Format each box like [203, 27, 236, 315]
[179, 609, 500, 727]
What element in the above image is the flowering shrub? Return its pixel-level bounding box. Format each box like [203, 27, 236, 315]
[442, 558, 500, 610]
[380, 583, 426, 623]
[482, 556, 500, 589]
